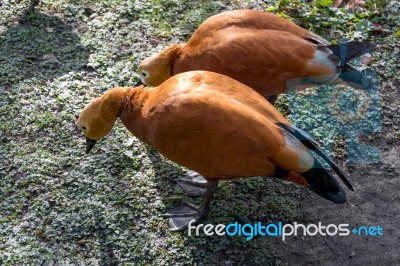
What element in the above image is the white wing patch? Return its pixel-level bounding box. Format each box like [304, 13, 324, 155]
[283, 131, 315, 169]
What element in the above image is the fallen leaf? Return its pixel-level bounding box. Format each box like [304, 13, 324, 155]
[42, 54, 61, 65]
[346, 0, 365, 9]
[372, 23, 384, 33]
[119, 18, 130, 25]
[78, 239, 89, 246]
[124, 137, 134, 147]
[89, 13, 98, 20]
[334, 0, 344, 8]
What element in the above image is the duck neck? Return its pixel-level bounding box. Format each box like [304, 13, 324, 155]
[120, 86, 151, 143]
[162, 43, 181, 61]
[100, 87, 130, 118]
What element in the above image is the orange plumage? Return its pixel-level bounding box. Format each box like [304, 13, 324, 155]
[77, 71, 353, 230]
[137, 10, 375, 101]
[186, 9, 330, 45]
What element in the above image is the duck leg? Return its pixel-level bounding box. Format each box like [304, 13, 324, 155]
[266, 94, 278, 105]
[163, 181, 219, 231]
[175, 170, 208, 197]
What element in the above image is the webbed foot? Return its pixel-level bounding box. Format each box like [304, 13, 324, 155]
[163, 181, 219, 231]
[176, 170, 208, 197]
[162, 202, 202, 231]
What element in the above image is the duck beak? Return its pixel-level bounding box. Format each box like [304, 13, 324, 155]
[135, 78, 143, 87]
[85, 137, 97, 154]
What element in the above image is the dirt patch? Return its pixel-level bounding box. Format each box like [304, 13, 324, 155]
[269, 80, 400, 265]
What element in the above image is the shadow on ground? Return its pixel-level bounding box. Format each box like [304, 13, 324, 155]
[143, 144, 300, 265]
[0, 4, 91, 89]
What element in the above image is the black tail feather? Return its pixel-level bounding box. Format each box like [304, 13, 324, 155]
[313, 148, 354, 191]
[327, 41, 376, 66]
[277, 123, 354, 191]
[302, 160, 347, 204]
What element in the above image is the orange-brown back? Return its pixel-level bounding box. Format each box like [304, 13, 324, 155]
[121, 71, 313, 180]
[192, 10, 329, 45]
[174, 28, 336, 96]
[137, 10, 334, 89]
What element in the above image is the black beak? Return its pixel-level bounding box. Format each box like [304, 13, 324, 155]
[135, 78, 143, 87]
[85, 137, 97, 154]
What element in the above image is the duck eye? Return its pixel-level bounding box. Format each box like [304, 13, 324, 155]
[82, 126, 87, 130]
[141, 72, 147, 77]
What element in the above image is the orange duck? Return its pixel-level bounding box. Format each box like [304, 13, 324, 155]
[137, 10, 375, 103]
[77, 71, 353, 231]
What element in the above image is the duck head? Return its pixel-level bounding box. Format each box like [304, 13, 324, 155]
[76, 88, 126, 153]
[137, 44, 181, 87]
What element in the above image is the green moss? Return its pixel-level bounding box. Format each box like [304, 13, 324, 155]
[0, 0, 397, 265]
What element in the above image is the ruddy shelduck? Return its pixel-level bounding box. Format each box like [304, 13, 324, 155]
[137, 10, 375, 103]
[77, 71, 353, 231]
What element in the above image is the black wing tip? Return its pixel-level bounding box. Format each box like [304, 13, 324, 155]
[326, 41, 377, 63]
[332, 164, 355, 191]
[309, 184, 347, 204]
[277, 122, 354, 192]
[303, 166, 348, 204]
[322, 188, 347, 204]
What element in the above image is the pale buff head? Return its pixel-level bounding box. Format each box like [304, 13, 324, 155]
[76, 88, 127, 153]
[137, 44, 181, 87]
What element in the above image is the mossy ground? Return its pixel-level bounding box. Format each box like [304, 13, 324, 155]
[1, 0, 398, 265]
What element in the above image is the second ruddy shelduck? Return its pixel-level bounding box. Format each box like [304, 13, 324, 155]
[137, 10, 375, 103]
[77, 71, 353, 231]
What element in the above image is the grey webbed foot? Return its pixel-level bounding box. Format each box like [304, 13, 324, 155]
[162, 202, 201, 231]
[176, 170, 208, 197]
[163, 181, 219, 231]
